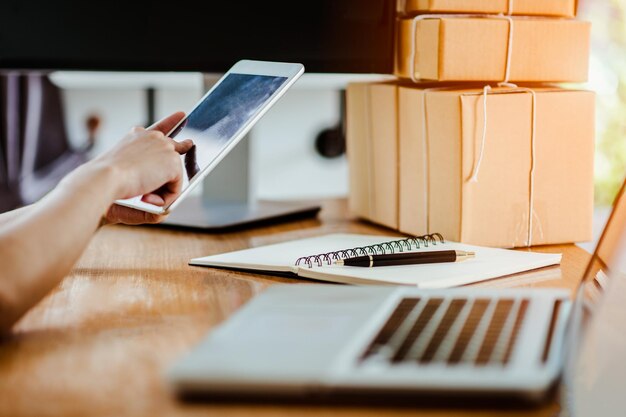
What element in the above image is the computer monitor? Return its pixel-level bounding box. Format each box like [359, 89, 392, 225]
[0, 1, 395, 73]
[0, 0, 396, 228]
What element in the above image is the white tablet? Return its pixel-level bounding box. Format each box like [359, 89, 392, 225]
[115, 60, 304, 214]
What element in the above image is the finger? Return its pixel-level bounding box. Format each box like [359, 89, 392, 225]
[142, 212, 168, 224]
[151, 173, 183, 208]
[145, 154, 185, 208]
[155, 182, 180, 208]
[106, 205, 167, 225]
[141, 193, 166, 206]
[137, 211, 167, 224]
[172, 139, 194, 154]
[148, 112, 185, 134]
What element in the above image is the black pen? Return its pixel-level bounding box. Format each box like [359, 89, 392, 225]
[333, 250, 475, 267]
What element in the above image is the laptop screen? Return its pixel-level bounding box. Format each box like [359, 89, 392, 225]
[579, 179, 626, 311]
[561, 179, 626, 415]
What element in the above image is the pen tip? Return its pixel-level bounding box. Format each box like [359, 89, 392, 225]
[334, 259, 344, 266]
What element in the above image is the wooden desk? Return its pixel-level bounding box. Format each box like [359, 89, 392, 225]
[0, 199, 590, 417]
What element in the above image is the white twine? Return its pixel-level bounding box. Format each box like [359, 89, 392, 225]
[409, 14, 514, 84]
[506, 0, 514, 15]
[465, 86, 537, 245]
[499, 16, 514, 84]
[414, 12, 517, 190]
[468, 85, 492, 183]
[407, 1, 540, 245]
[412, 25, 538, 244]
[409, 14, 475, 83]
[516, 87, 537, 246]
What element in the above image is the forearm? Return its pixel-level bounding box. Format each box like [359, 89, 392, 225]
[0, 162, 120, 332]
[0, 205, 34, 226]
[0, 113, 188, 332]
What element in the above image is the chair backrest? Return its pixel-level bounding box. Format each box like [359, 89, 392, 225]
[0, 72, 85, 210]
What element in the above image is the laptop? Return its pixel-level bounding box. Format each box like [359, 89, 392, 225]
[168, 180, 626, 403]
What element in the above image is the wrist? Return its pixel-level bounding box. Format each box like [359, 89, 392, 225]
[59, 161, 123, 204]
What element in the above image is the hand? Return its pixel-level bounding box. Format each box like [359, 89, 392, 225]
[94, 112, 193, 225]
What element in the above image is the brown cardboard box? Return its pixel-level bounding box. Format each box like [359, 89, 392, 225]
[346, 82, 399, 229]
[398, 85, 595, 247]
[395, 17, 590, 82]
[399, 0, 577, 18]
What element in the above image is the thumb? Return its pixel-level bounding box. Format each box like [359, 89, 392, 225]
[148, 111, 185, 135]
[172, 139, 194, 154]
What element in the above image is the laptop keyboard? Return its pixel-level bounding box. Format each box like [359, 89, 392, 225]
[362, 297, 530, 366]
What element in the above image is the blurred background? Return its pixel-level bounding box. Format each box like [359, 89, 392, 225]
[0, 0, 395, 219]
[0, 0, 624, 245]
[582, 0, 626, 206]
[50, 72, 360, 201]
[578, 0, 626, 248]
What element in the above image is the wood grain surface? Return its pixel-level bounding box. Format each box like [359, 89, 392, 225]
[0, 199, 590, 417]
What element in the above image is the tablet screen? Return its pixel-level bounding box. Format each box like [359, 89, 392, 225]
[170, 73, 287, 190]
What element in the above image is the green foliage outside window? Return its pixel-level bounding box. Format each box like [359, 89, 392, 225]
[580, 0, 626, 205]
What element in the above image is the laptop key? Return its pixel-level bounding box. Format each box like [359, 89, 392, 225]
[361, 298, 420, 360]
[419, 299, 467, 363]
[475, 299, 514, 365]
[447, 299, 490, 364]
[361, 296, 533, 367]
[391, 298, 444, 362]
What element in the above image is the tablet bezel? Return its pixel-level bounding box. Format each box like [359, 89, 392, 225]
[114, 60, 304, 214]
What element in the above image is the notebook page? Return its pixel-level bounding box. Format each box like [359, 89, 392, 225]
[299, 242, 561, 288]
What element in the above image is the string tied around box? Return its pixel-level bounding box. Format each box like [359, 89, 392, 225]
[418, 86, 538, 246]
[408, 13, 515, 84]
[466, 85, 538, 247]
[409, 7, 539, 246]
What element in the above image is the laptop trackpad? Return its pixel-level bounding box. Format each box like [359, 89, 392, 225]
[168, 285, 397, 388]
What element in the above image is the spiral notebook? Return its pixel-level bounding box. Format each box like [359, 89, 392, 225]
[190, 233, 561, 288]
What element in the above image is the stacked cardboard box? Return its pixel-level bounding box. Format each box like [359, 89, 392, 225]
[400, 0, 578, 17]
[395, 17, 590, 82]
[347, 1, 594, 248]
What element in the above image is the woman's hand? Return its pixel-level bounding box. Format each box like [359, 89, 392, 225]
[72, 112, 193, 225]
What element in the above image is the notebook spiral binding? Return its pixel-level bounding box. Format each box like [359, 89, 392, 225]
[295, 233, 445, 268]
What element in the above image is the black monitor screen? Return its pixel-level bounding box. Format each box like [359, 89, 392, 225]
[0, 0, 395, 73]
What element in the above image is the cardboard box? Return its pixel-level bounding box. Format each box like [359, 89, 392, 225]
[395, 17, 590, 82]
[347, 82, 595, 247]
[346, 82, 399, 229]
[398, 85, 594, 247]
[399, 0, 577, 18]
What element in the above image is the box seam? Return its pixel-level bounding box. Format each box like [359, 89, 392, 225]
[437, 19, 445, 80]
[394, 86, 401, 229]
